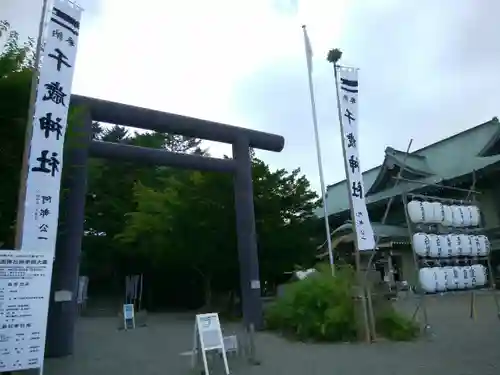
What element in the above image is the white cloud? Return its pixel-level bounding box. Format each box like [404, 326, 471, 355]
[3, 0, 500, 192]
[233, 0, 500, 191]
[72, 0, 317, 156]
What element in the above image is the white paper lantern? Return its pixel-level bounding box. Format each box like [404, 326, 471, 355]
[440, 235, 453, 258]
[458, 206, 467, 227]
[419, 267, 437, 293]
[454, 266, 466, 289]
[461, 206, 472, 227]
[450, 234, 463, 256]
[468, 206, 481, 227]
[428, 234, 443, 258]
[441, 205, 454, 226]
[407, 200, 425, 223]
[430, 202, 444, 223]
[412, 233, 431, 257]
[477, 235, 490, 256]
[454, 234, 469, 256]
[461, 266, 473, 289]
[434, 267, 447, 292]
[471, 235, 481, 256]
[422, 202, 434, 224]
[451, 205, 465, 227]
[443, 266, 458, 290]
[481, 265, 488, 285]
[471, 264, 487, 287]
[460, 234, 473, 256]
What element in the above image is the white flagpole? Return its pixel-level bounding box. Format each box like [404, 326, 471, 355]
[301, 25, 334, 276]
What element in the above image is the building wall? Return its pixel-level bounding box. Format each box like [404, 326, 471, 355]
[398, 249, 417, 285]
[478, 186, 500, 228]
[359, 247, 416, 286]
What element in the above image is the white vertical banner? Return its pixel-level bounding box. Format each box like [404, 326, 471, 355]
[336, 66, 375, 251]
[21, 0, 83, 253]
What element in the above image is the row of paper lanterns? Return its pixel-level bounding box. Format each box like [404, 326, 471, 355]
[419, 265, 487, 293]
[413, 233, 490, 257]
[407, 200, 480, 227]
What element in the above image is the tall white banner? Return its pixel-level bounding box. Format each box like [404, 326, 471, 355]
[21, 0, 82, 253]
[336, 67, 375, 251]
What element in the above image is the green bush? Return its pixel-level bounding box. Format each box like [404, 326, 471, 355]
[265, 264, 419, 343]
[375, 308, 419, 341]
[265, 265, 358, 342]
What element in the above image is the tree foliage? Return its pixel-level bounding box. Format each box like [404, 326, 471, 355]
[0, 22, 322, 312]
[117, 154, 320, 308]
[0, 21, 35, 247]
[265, 265, 419, 342]
[266, 265, 358, 342]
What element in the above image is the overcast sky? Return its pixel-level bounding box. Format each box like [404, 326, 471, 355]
[2, 0, 500, 192]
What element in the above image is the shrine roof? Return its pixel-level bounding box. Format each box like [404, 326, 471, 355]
[317, 117, 500, 218]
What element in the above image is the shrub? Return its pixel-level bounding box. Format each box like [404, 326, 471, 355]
[265, 264, 419, 343]
[375, 308, 419, 341]
[265, 265, 358, 342]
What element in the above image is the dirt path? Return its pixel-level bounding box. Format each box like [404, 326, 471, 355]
[45, 293, 500, 375]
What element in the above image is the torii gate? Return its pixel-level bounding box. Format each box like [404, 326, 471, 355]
[46, 95, 284, 357]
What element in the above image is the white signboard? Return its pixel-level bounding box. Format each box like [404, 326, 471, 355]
[122, 303, 135, 330]
[191, 313, 229, 375]
[0, 251, 53, 372]
[21, 0, 82, 253]
[336, 67, 375, 250]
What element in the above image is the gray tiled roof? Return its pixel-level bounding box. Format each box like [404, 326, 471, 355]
[317, 118, 500, 218]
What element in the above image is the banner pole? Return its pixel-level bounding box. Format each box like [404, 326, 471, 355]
[332, 61, 371, 343]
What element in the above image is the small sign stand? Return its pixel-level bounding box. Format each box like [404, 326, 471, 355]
[122, 303, 136, 330]
[191, 313, 230, 375]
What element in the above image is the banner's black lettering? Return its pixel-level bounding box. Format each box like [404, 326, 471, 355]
[340, 78, 358, 93]
[42, 81, 67, 106]
[346, 133, 356, 148]
[344, 108, 355, 125]
[351, 181, 363, 199]
[48, 48, 71, 72]
[51, 7, 80, 36]
[348, 155, 360, 174]
[31, 150, 60, 177]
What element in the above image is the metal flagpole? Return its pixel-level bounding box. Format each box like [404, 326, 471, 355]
[301, 25, 335, 276]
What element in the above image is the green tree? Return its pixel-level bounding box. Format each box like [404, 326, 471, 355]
[119, 155, 319, 310]
[252, 160, 319, 287]
[0, 21, 35, 248]
[0, 20, 35, 75]
[0, 22, 321, 315]
[81, 127, 206, 295]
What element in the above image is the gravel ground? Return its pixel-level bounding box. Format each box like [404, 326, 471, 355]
[45, 292, 500, 375]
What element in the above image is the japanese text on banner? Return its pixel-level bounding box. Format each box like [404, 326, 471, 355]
[21, 0, 82, 253]
[337, 67, 375, 251]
